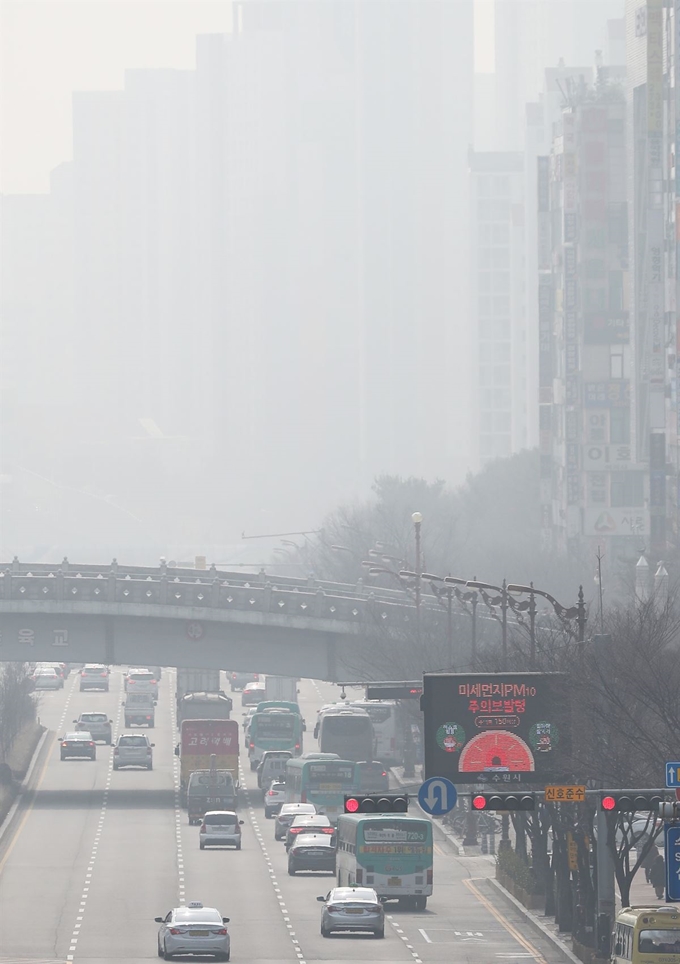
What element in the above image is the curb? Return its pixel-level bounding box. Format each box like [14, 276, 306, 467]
[0, 726, 50, 847]
[487, 876, 583, 964]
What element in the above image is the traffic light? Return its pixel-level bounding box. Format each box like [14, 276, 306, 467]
[658, 802, 680, 820]
[599, 791, 665, 813]
[344, 794, 409, 814]
[471, 792, 535, 811]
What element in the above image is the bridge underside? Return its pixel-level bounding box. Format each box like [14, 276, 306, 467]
[0, 610, 369, 682]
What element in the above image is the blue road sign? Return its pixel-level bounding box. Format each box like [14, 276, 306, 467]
[666, 825, 680, 902]
[418, 777, 457, 816]
[666, 762, 680, 788]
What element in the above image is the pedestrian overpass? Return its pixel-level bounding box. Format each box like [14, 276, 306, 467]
[0, 560, 437, 681]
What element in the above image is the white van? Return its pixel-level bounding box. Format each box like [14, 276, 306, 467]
[257, 750, 293, 794]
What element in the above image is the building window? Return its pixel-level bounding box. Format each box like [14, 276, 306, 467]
[493, 224, 510, 244]
[493, 295, 510, 316]
[608, 271, 624, 312]
[610, 471, 644, 507]
[585, 227, 606, 249]
[609, 408, 630, 444]
[610, 346, 624, 379]
[584, 287, 607, 310]
[493, 176, 511, 197]
[584, 259, 606, 279]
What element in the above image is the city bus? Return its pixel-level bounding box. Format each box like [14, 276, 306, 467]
[248, 702, 303, 768]
[612, 906, 680, 963]
[336, 813, 433, 910]
[349, 700, 406, 766]
[284, 755, 356, 824]
[317, 707, 374, 762]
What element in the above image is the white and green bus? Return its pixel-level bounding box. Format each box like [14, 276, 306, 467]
[285, 755, 356, 824]
[336, 813, 433, 909]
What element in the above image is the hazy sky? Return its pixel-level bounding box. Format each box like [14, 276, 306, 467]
[1, 0, 493, 195]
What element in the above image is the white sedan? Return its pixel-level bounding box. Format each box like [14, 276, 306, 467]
[155, 901, 230, 960]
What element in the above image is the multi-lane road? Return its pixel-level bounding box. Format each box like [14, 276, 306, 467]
[0, 669, 572, 964]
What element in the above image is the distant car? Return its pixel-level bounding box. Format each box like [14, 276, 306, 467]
[264, 781, 287, 819]
[285, 814, 335, 851]
[37, 662, 67, 680]
[289, 833, 336, 876]
[274, 803, 316, 841]
[73, 712, 113, 744]
[124, 669, 158, 699]
[60, 732, 96, 761]
[155, 901, 230, 961]
[146, 665, 162, 680]
[230, 672, 259, 692]
[31, 668, 63, 690]
[317, 886, 385, 938]
[356, 760, 390, 793]
[199, 811, 244, 850]
[242, 707, 258, 745]
[241, 681, 266, 706]
[80, 664, 110, 692]
[113, 733, 154, 770]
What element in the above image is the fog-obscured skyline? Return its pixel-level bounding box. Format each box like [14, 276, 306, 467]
[1, 0, 624, 562]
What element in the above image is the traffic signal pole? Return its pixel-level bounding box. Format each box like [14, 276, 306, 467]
[596, 807, 616, 958]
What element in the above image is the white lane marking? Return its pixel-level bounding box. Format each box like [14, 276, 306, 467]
[240, 763, 307, 964]
[387, 914, 423, 963]
[419, 928, 432, 942]
[170, 676, 186, 905]
[65, 668, 124, 961]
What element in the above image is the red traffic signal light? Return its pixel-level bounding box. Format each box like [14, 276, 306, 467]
[599, 791, 664, 813]
[344, 794, 408, 814]
[469, 792, 535, 811]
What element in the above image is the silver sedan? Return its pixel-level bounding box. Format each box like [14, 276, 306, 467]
[317, 886, 385, 938]
[155, 902, 230, 960]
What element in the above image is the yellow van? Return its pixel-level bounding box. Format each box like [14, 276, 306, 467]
[612, 906, 680, 963]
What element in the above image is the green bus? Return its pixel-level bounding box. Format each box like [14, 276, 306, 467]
[284, 755, 356, 824]
[248, 702, 303, 769]
[336, 813, 433, 909]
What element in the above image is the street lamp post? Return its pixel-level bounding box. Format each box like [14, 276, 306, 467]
[412, 512, 423, 644]
[507, 583, 587, 650]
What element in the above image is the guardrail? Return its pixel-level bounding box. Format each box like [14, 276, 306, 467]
[0, 558, 446, 629]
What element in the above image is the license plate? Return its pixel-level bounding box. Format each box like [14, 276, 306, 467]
[189, 930, 209, 937]
[345, 908, 363, 915]
[388, 877, 402, 886]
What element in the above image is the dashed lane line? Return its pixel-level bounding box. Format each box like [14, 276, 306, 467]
[241, 763, 307, 963]
[387, 914, 423, 964]
[65, 670, 125, 962]
[169, 673, 186, 906]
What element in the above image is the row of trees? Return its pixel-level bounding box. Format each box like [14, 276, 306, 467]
[0, 663, 37, 783]
[282, 463, 680, 951]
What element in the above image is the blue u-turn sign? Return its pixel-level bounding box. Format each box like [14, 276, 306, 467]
[418, 777, 457, 816]
[666, 825, 680, 902]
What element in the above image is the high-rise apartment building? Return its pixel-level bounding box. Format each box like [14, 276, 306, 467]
[469, 151, 527, 463]
[539, 83, 642, 559]
[625, 0, 679, 558]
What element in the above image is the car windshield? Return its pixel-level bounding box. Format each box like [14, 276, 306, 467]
[64, 732, 88, 740]
[174, 908, 222, 923]
[271, 783, 286, 792]
[129, 673, 153, 681]
[82, 714, 107, 722]
[639, 930, 680, 954]
[83, 667, 105, 673]
[292, 816, 330, 827]
[295, 834, 332, 846]
[281, 804, 315, 815]
[36, 670, 56, 675]
[119, 736, 148, 746]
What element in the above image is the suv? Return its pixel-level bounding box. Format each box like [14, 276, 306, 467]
[264, 781, 287, 819]
[199, 810, 244, 850]
[124, 669, 158, 699]
[73, 712, 113, 744]
[80, 664, 110, 692]
[356, 761, 390, 793]
[241, 681, 266, 707]
[257, 750, 293, 792]
[274, 803, 316, 841]
[113, 733, 154, 770]
[123, 692, 156, 727]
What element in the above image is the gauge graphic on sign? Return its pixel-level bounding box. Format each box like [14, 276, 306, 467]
[459, 731, 535, 773]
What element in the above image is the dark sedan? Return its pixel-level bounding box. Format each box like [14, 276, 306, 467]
[288, 833, 336, 876]
[60, 732, 97, 761]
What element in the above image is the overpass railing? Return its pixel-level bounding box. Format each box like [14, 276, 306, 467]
[0, 558, 444, 629]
